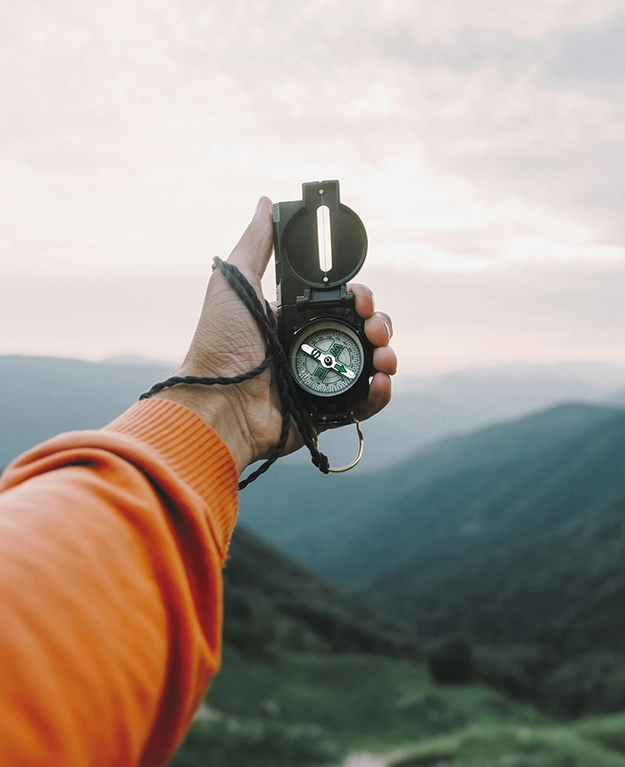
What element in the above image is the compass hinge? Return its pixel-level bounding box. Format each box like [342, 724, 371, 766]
[315, 409, 353, 427]
[295, 286, 355, 313]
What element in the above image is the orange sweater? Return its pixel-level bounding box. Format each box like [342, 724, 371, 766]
[0, 398, 239, 767]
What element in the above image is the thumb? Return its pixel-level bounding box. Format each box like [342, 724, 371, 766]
[227, 196, 274, 281]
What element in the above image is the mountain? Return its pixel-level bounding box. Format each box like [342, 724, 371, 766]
[609, 387, 625, 407]
[403, 361, 625, 390]
[391, 497, 625, 655]
[242, 402, 624, 568]
[101, 354, 176, 366]
[0, 355, 173, 468]
[223, 525, 418, 658]
[2, 354, 624, 474]
[265, 361, 625, 471]
[351, 408, 625, 650]
[242, 402, 625, 656]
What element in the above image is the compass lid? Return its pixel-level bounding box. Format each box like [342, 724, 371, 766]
[280, 180, 368, 289]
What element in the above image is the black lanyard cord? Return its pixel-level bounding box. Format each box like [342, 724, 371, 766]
[140, 257, 330, 490]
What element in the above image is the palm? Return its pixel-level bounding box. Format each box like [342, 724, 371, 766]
[180, 277, 287, 461]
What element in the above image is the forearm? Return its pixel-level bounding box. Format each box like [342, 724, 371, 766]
[0, 399, 238, 767]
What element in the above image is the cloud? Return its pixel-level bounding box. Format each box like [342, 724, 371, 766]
[549, 11, 625, 82]
[2, 262, 625, 375]
[2, 0, 625, 371]
[365, 261, 625, 372]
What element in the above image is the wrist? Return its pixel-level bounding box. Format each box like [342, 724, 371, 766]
[152, 385, 254, 475]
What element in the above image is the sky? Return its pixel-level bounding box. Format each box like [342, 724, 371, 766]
[1, 0, 625, 375]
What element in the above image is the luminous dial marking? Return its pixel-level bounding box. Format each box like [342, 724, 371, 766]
[290, 321, 364, 398]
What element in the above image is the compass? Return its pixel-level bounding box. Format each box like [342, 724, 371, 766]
[274, 180, 373, 467]
[290, 318, 364, 398]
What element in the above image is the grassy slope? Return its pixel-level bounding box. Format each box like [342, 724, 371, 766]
[173, 650, 625, 767]
[172, 649, 545, 767]
[391, 712, 625, 767]
[390, 721, 625, 767]
[177, 513, 625, 766]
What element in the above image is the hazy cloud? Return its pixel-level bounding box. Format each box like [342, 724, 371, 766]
[2, 262, 625, 375]
[1, 0, 625, 370]
[550, 12, 625, 82]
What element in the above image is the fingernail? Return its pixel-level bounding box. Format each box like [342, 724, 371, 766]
[255, 197, 265, 214]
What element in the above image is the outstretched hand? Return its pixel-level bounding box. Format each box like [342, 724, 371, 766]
[155, 197, 397, 474]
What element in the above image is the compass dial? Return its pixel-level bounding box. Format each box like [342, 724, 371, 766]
[289, 320, 365, 397]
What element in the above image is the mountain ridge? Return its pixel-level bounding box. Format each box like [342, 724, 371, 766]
[242, 401, 625, 573]
[243, 401, 625, 657]
[4, 354, 624, 473]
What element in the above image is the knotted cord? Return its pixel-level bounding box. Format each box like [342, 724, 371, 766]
[140, 257, 330, 490]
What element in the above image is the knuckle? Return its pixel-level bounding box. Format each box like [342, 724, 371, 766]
[379, 312, 393, 339]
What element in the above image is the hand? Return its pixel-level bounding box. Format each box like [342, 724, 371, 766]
[154, 197, 397, 474]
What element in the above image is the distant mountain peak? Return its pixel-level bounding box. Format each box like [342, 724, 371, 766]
[100, 355, 177, 367]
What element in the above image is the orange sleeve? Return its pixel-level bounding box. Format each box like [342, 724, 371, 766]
[0, 398, 239, 767]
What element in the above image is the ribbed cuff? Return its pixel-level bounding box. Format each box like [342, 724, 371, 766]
[105, 399, 239, 552]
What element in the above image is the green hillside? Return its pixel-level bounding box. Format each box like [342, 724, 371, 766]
[390, 714, 625, 767]
[174, 644, 625, 767]
[173, 518, 625, 766]
[176, 526, 547, 767]
[352, 413, 625, 648]
[243, 403, 625, 663]
[173, 649, 549, 767]
[243, 402, 624, 576]
[372, 497, 625, 654]
[222, 525, 419, 659]
[345, 406, 625, 580]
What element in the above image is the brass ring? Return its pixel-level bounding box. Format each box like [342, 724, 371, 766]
[314, 417, 364, 473]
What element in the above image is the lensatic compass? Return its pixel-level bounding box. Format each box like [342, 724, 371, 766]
[273, 180, 373, 471]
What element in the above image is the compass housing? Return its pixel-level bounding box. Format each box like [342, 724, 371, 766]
[289, 318, 366, 398]
[274, 181, 374, 427]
